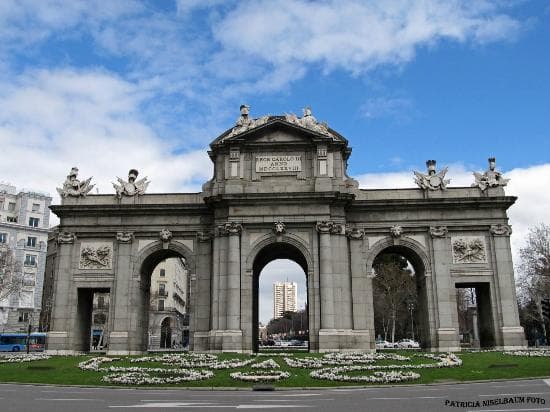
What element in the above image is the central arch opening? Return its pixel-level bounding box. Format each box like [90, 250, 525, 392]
[252, 242, 309, 352]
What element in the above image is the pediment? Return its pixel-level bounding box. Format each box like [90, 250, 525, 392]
[210, 117, 348, 149]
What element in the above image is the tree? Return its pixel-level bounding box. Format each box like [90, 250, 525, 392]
[0, 246, 23, 304]
[372, 253, 416, 343]
[517, 223, 550, 345]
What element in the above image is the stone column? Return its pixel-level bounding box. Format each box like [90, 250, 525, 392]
[490, 224, 526, 348]
[226, 222, 242, 331]
[109, 232, 135, 354]
[430, 226, 460, 352]
[192, 231, 212, 351]
[48, 231, 76, 353]
[316, 221, 334, 330]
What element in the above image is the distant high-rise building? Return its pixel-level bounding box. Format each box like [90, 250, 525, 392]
[273, 281, 297, 319]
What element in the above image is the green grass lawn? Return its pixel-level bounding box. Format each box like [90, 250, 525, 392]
[0, 351, 549, 388]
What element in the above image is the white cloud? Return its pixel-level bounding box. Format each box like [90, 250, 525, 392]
[361, 97, 414, 120]
[356, 163, 550, 264]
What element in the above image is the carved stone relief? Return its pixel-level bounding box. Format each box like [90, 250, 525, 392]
[345, 226, 364, 240]
[316, 221, 334, 234]
[451, 236, 487, 264]
[225, 222, 242, 236]
[430, 226, 448, 238]
[116, 232, 134, 243]
[79, 242, 113, 270]
[490, 224, 512, 236]
[273, 221, 286, 235]
[390, 225, 403, 238]
[159, 229, 173, 242]
[57, 231, 76, 244]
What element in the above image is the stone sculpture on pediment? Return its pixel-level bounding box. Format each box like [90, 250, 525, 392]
[57, 167, 94, 198]
[414, 160, 450, 191]
[113, 169, 150, 198]
[285, 106, 332, 137]
[472, 157, 510, 191]
[227, 104, 270, 138]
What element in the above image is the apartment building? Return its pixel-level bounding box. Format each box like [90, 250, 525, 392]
[273, 281, 297, 319]
[0, 183, 51, 331]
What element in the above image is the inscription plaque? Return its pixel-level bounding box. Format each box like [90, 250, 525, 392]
[256, 155, 302, 173]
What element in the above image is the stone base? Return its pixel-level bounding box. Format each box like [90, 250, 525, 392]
[318, 329, 374, 352]
[499, 326, 527, 350]
[436, 328, 460, 352]
[107, 331, 130, 354]
[208, 329, 243, 352]
[46, 331, 69, 351]
[192, 331, 210, 352]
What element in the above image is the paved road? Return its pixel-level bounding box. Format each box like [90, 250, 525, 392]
[0, 379, 549, 411]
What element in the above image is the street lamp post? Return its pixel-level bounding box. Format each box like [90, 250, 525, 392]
[407, 301, 415, 341]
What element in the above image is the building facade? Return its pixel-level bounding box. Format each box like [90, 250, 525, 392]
[148, 257, 189, 349]
[273, 281, 297, 319]
[0, 183, 51, 331]
[43, 108, 526, 354]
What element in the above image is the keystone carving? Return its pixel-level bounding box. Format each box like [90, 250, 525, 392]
[273, 221, 286, 235]
[346, 226, 364, 240]
[430, 226, 448, 238]
[472, 157, 510, 191]
[57, 231, 76, 244]
[414, 160, 450, 191]
[490, 224, 512, 236]
[57, 167, 94, 198]
[390, 225, 403, 238]
[452, 237, 487, 264]
[113, 169, 150, 198]
[116, 232, 134, 243]
[316, 221, 334, 234]
[159, 229, 173, 242]
[225, 222, 243, 236]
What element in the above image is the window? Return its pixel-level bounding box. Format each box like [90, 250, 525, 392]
[160, 268, 166, 277]
[18, 311, 30, 323]
[158, 299, 164, 311]
[6, 216, 17, 223]
[23, 273, 35, 286]
[159, 283, 166, 296]
[0, 233, 6, 243]
[27, 236, 37, 247]
[97, 296, 105, 308]
[8, 202, 15, 212]
[24, 254, 37, 266]
[28, 217, 39, 227]
[32, 203, 40, 212]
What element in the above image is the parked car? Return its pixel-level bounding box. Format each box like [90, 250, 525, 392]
[397, 339, 420, 349]
[375, 339, 397, 349]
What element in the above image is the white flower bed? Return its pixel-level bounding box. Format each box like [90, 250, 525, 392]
[230, 371, 290, 382]
[504, 350, 550, 357]
[251, 358, 280, 369]
[130, 353, 253, 369]
[78, 357, 120, 371]
[284, 352, 411, 369]
[102, 369, 213, 385]
[0, 353, 51, 363]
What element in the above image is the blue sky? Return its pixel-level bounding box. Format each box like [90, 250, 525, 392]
[1, 0, 549, 323]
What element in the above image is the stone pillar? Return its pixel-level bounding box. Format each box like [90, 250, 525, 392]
[317, 221, 334, 330]
[347, 227, 374, 350]
[430, 226, 460, 352]
[191, 231, 212, 351]
[224, 222, 243, 351]
[490, 224, 526, 349]
[48, 232, 76, 353]
[108, 232, 135, 354]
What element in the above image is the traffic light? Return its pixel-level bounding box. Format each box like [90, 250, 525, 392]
[542, 299, 550, 320]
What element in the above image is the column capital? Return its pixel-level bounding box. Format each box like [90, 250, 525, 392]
[57, 231, 76, 244]
[490, 223, 512, 236]
[225, 221, 242, 236]
[116, 231, 134, 243]
[429, 226, 448, 238]
[345, 226, 364, 240]
[316, 220, 334, 234]
[197, 231, 213, 242]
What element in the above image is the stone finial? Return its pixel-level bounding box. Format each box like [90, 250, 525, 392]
[413, 160, 450, 191]
[429, 226, 448, 238]
[113, 169, 150, 198]
[316, 221, 334, 234]
[273, 221, 286, 235]
[56, 167, 94, 198]
[390, 225, 403, 238]
[472, 157, 510, 191]
[116, 232, 134, 243]
[57, 231, 76, 244]
[490, 223, 512, 236]
[225, 222, 242, 235]
[159, 229, 173, 242]
[346, 226, 364, 240]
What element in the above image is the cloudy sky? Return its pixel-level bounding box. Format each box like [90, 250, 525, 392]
[1, 1, 549, 324]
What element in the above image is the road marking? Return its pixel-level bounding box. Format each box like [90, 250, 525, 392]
[111, 402, 228, 408]
[468, 409, 550, 412]
[35, 398, 98, 401]
[236, 405, 313, 409]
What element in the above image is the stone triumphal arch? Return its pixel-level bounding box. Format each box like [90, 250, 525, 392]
[43, 107, 526, 354]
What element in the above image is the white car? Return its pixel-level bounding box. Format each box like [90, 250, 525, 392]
[397, 339, 420, 349]
[376, 340, 398, 349]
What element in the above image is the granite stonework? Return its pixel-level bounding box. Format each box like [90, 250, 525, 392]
[43, 110, 526, 354]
